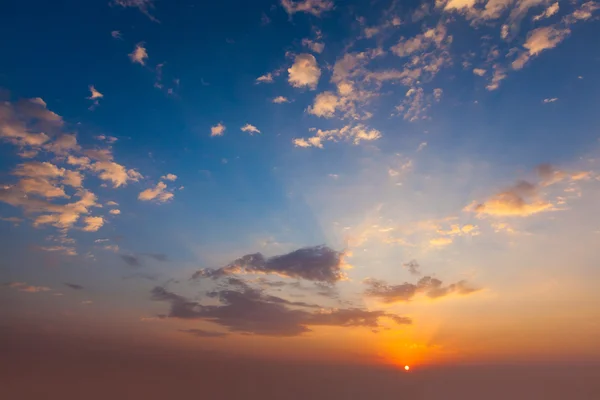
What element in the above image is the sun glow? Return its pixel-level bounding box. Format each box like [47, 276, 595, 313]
[404, 365, 410, 371]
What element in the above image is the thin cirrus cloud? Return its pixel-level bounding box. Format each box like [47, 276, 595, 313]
[111, 0, 159, 22]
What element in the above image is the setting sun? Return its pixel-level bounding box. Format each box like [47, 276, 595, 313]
[404, 366, 410, 371]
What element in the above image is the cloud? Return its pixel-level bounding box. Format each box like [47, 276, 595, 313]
[288, 53, 321, 89]
[192, 245, 348, 283]
[111, 30, 122, 39]
[138, 182, 174, 203]
[512, 26, 570, 70]
[82, 216, 104, 232]
[121, 254, 141, 267]
[7, 282, 51, 293]
[272, 96, 290, 103]
[179, 329, 228, 338]
[64, 283, 84, 290]
[255, 73, 274, 84]
[533, 2, 559, 21]
[210, 123, 226, 137]
[293, 124, 381, 149]
[38, 245, 77, 256]
[543, 97, 558, 103]
[486, 65, 507, 91]
[473, 68, 487, 76]
[307, 91, 339, 118]
[280, 0, 334, 17]
[161, 173, 177, 181]
[241, 124, 260, 135]
[151, 285, 410, 337]
[465, 180, 555, 217]
[112, 0, 159, 22]
[129, 43, 149, 65]
[364, 276, 480, 303]
[302, 39, 325, 53]
[91, 161, 142, 188]
[87, 86, 103, 109]
[403, 260, 421, 276]
[109, 209, 121, 215]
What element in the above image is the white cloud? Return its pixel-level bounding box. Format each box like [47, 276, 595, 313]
[302, 39, 325, 53]
[210, 123, 226, 137]
[543, 97, 558, 103]
[129, 43, 149, 65]
[288, 53, 321, 89]
[241, 124, 261, 135]
[161, 173, 177, 181]
[255, 73, 274, 84]
[280, 0, 334, 17]
[138, 182, 174, 203]
[272, 96, 290, 103]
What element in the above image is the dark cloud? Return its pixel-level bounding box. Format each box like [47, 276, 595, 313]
[364, 276, 480, 303]
[122, 272, 160, 281]
[403, 260, 421, 276]
[120, 254, 141, 267]
[64, 283, 83, 290]
[179, 329, 228, 338]
[151, 285, 409, 337]
[145, 253, 167, 262]
[192, 245, 346, 283]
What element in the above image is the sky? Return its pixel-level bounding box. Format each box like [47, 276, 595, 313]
[1, 0, 600, 396]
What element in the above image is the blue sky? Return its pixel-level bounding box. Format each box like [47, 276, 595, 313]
[1, 0, 600, 366]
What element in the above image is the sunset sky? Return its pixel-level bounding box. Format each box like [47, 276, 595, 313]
[1, 0, 600, 380]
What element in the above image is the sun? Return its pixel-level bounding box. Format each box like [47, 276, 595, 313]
[404, 365, 410, 371]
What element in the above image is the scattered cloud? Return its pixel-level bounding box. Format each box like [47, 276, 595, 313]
[272, 96, 290, 103]
[364, 276, 480, 303]
[192, 245, 348, 283]
[129, 43, 149, 65]
[403, 260, 421, 275]
[512, 26, 570, 70]
[161, 173, 177, 181]
[293, 124, 381, 148]
[7, 282, 51, 293]
[288, 53, 321, 89]
[138, 182, 174, 203]
[87, 86, 103, 109]
[543, 97, 558, 103]
[241, 124, 261, 135]
[280, 0, 334, 17]
[111, 30, 122, 39]
[473, 68, 486, 76]
[112, 0, 159, 22]
[302, 39, 325, 53]
[255, 73, 274, 84]
[82, 216, 104, 232]
[533, 2, 559, 21]
[210, 123, 226, 137]
[64, 283, 84, 290]
[121, 254, 141, 267]
[179, 329, 228, 338]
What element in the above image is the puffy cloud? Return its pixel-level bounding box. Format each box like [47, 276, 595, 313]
[567, 1, 600, 22]
[161, 173, 177, 181]
[473, 68, 487, 76]
[241, 124, 261, 134]
[288, 54, 321, 89]
[255, 73, 274, 84]
[302, 39, 325, 53]
[210, 123, 226, 137]
[112, 0, 158, 22]
[129, 43, 149, 65]
[272, 96, 290, 103]
[0, 97, 62, 150]
[192, 245, 348, 283]
[280, 0, 334, 17]
[465, 180, 554, 217]
[307, 91, 339, 117]
[533, 2, 559, 21]
[138, 182, 174, 203]
[91, 161, 142, 188]
[151, 285, 410, 337]
[443, 0, 478, 11]
[293, 124, 381, 149]
[364, 276, 479, 303]
[82, 216, 104, 232]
